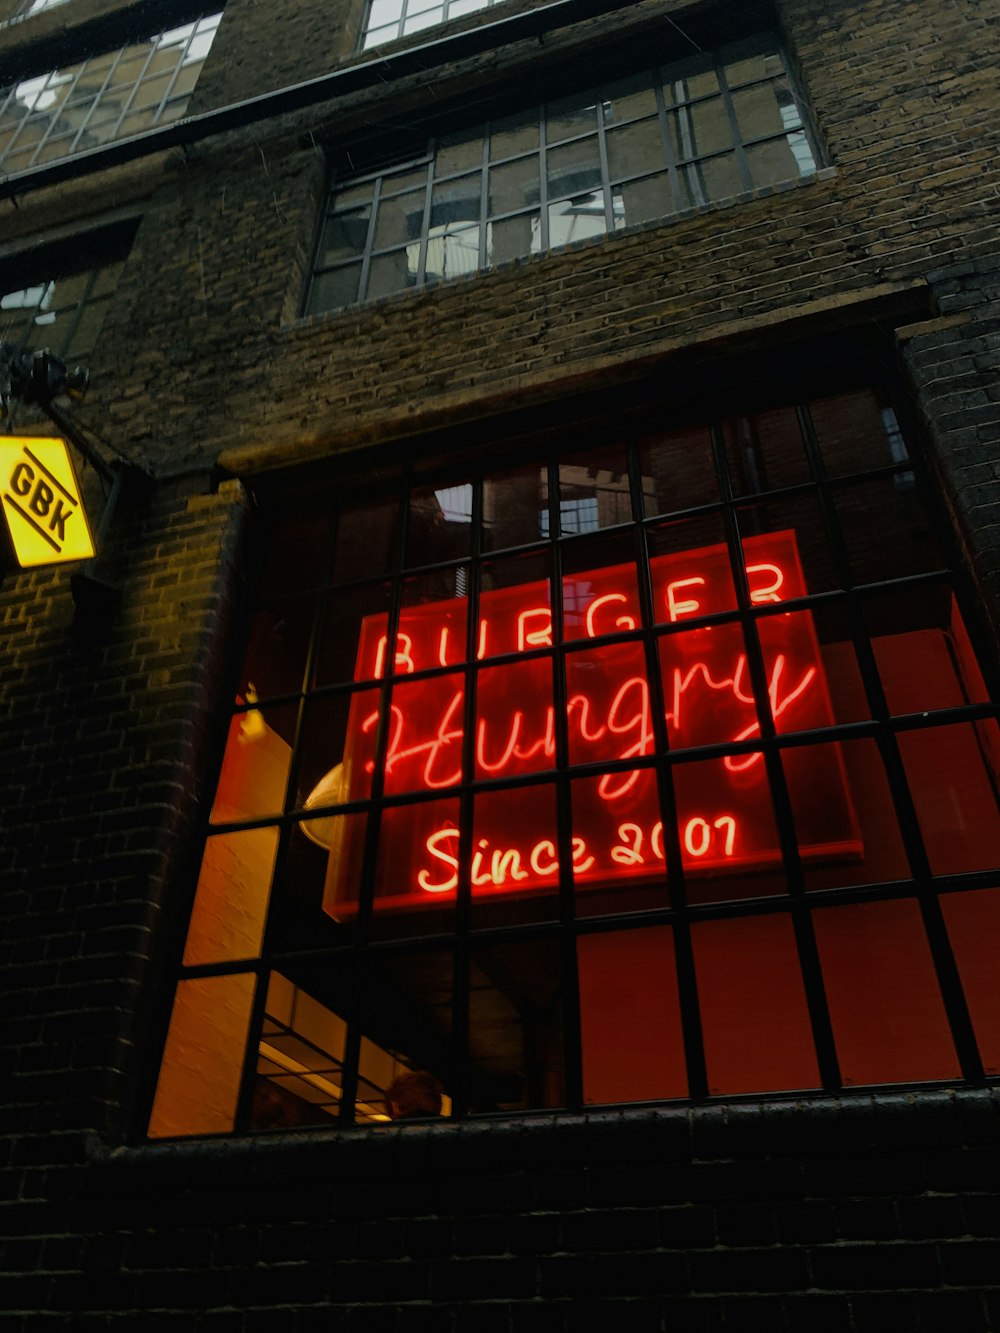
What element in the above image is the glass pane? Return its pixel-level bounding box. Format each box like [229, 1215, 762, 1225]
[693, 914, 820, 1094]
[476, 657, 553, 779]
[616, 172, 674, 227]
[253, 970, 347, 1130]
[333, 495, 398, 583]
[664, 64, 719, 105]
[562, 532, 640, 641]
[571, 767, 667, 916]
[373, 189, 425, 249]
[364, 249, 416, 299]
[659, 622, 750, 749]
[769, 603, 870, 727]
[722, 405, 811, 495]
[684, 152, 742, 204]
[811, 388, 906, 478]
[579, 927, 687, 1103]
[566, 641, 650, 769]
[546, 135, 601, 198]
[258, 513, 330, 602]
[148, 973, 256, 1138]
[732, 78, 801, 139]
[183, 827, 279, 966]
[898, 724, 1000, 876]
[358, 949, 453, 1122]
[639, 423, 719, 514]
[834, 478, 945, 584]
[407, 479, 473, 566]
[482, 463, 546, 550]
[546, 93, 597, 143]
[486, 211, 541, 265]
[684, 98, 733, 158]
[425, 222, 479, 282]
[941, 889, 1000, 1075]
[735, 496, 839, 596]
[864, 584, 975, 715]
[488, 156, 540, 215]
[314, 581, 392, 686]
[435, 128, 483, 176]
[606, 117, 666, 179]
[272, 811, 367, 947]
[308, 263, 362, 315]
[239, 598, 315, 701]
[490, 108, 539, 159]
[674, 754, 785, 903]
[210, 702, 296, 823]
[470, 783, 560, 929]
[814, 899, 960, 1086]
[317, 208, 371, 266]
[373, 795, 460, 926]
[548, 190, 607, 247]
[385, 671, 465, 795]
[604, 72, 658, 124]
[725, 50, 786, 88]
[468, 937, 564, 1112]
[648, 516, 736, 624]
[297, 688, 381, 807]
[747, 134, 816, 187]
[782, 739, 896, 891]
[557, 444, 633, 531]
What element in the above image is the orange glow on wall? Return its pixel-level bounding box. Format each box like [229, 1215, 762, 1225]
[323, 532, 860, 916]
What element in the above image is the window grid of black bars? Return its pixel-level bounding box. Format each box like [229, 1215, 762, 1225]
[162, 389, 1000, 1137]
[306, 34, 818, 316]
[0, 10, 221, 175]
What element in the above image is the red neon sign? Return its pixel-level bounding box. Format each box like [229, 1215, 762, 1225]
[321, 531, 860, 916]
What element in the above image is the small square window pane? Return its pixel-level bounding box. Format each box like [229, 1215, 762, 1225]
[318, 208, 372, 266]
[685, 152, 743, 204]
[372, 189, 425, 248]
[403, 9, 442, 34]
[684, 98, 734, 158]
[435, 128, 484, 176]
[129, 73, 174, 112]
[548, 188, 605, 244]
[488, 156, 540, 215]
[118, 110, 160, 137]
[733, 78, 802, 140]
[558, 444, 632, 530]
[65, 302, 109, 359]
[429, 173, 480, 228]
[663, 65, 719, 106]
[621, 174, 678, 229]
[368, 0, 404, 26]
[547, 135, 601, 198]
[486, 212, 541, 265]
[448, 0, 488, 15]
[490, 108, 539, 158]
[380, 167, 429, 196]
[747, 134, 816, 187]
[308, 263, 363, 314]
[425, 223, 480, 281]
[363, 23, 399, 47]
[606, 117, 666, 180]
[725, 49, 786, 88]
[365, 250, 417, 300]
[603, 72, 658, 125]
[546, 93, 597, 143]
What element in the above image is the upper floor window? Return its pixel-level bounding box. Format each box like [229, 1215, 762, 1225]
[362, 0, 501, 51]
[306, 35, 818, 316]
[147, 371, 1000, 1139]
[4, 0, 70, 23]
[0, 220, 136, 362]
[0, 10, 221, 175]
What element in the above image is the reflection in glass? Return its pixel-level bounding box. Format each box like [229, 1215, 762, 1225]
[468, 937, 564, 1112]
[579, 927, 687, 1103]
[814, 899, 960, 1086]
[693, 913, 820, 1094]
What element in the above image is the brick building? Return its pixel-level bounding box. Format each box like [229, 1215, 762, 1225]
[2, 0, 1000, 1323]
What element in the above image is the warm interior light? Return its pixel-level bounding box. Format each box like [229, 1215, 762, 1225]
[302, 762, 345, 848]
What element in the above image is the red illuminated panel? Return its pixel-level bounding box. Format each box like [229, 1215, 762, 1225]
[322, 531, 860, 916]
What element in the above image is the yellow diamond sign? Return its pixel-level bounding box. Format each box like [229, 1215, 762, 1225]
[1, 436, 95, 567]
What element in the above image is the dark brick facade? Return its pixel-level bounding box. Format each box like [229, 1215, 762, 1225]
[2, 0, 1000, 1324]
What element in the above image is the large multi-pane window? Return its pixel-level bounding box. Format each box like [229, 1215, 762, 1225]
[362, 0, 502, 51]
[0, 10, 222, 175]
[306, 35, 817, 315]
[0, 221, 135, 362]
[149, 372, 1000, 1138]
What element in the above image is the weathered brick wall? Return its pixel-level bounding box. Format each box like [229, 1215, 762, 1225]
[3, 1092, 1000, 1329]
[1, 479, 251, 1149]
